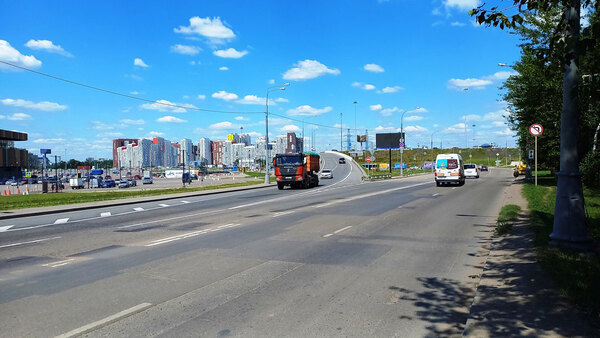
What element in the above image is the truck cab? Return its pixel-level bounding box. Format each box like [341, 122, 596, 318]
[274, 152, 320, 190]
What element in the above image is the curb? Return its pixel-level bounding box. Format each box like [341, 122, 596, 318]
[0, 183, 274, 220]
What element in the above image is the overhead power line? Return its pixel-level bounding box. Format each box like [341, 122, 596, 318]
[0, 60, 263, 115]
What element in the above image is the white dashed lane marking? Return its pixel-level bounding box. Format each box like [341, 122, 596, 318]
[158, 204, 169, 207]
[133, 207, 144, 212]
[100, 212, 111, 217]
[0, 225, 14, 232]
[181, 200, 191, 204]
[0, 236, 61, 249]
[54, 218, 69, 224]
[42, 258, 75, 268]
[145, 223, 240, 247]
[323, 226, 352, 238]
[432, 193, 440, 197]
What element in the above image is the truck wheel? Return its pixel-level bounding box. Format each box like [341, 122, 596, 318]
[436, 181, 441, 187]
[277, 182, 284, 190]
[314, 177, 319, 187]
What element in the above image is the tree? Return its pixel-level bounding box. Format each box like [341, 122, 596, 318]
[472, 1, 597, 249]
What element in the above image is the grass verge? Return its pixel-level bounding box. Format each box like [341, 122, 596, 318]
[522, 177, 600, 317]
[495, 204, 521, 236]
[0, 180, 265, 211]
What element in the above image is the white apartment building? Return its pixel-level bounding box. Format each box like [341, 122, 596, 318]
[198, 137, 212, 165]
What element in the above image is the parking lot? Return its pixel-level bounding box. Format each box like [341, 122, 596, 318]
[1, 172, 256, 195]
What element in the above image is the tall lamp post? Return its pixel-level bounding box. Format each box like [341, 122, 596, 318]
[430, 130, 439, 172]
[353, 101, 358, 151]
[264, 83, 289, 184]
[340, 112, 343, 150]
[400, 110, 408, 177]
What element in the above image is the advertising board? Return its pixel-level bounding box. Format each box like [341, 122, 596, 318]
[376, 133, 405, 149]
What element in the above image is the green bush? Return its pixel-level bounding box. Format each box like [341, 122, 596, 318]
[580, 150, 600, 188]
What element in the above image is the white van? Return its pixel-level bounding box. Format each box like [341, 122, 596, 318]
[435, 153, 465, 186]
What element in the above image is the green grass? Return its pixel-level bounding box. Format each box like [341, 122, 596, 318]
[495, 204, 521, 235]
[0, 181, 265, 211]
[522, 176, 600, 317]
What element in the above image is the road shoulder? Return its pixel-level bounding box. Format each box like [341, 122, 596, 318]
[463, 181, 596, 337]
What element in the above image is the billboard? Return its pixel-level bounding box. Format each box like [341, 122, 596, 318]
[375, 133, 405, 149]
[357, 135, 367, 142]
[40, 149, 52, 155]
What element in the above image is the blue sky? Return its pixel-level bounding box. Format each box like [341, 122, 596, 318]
[0, 0, 520, 160]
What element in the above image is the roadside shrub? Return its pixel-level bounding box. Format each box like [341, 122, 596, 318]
[580, 150, 600, 188]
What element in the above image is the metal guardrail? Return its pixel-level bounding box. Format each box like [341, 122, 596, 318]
[365, 174, 392, 181]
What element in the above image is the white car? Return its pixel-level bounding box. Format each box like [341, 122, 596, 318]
[320, 169, 333, 179]
[464, 163, 479, 178]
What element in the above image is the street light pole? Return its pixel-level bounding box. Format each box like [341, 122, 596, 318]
[265, 83, 289, 184]
[340, 112, 343, 150]
[353, 101, 357, 151]
[400, 110, 408, 177]
[430, 130, 439, 173]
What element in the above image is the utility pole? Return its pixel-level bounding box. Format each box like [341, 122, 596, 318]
[182, 149, 186, 187]
[353, 101, 357, 151]
[550, 0, 591, 249]
[340, 112, 343, 151]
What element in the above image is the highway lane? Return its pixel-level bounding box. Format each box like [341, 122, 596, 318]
[0, 154, 510, 337]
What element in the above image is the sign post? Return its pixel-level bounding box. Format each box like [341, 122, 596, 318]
[529, 123, 543, 186]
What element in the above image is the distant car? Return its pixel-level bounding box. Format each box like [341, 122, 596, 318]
[102, 179, 116, 188]
[142, 177, 153, 184]
[118, 180, 129, 188]
[480, 165, 488, 172]
[10, 180, 19, 186]
[19, 179, 28, 184]
[182, 173, 192, 184]
[0, 178, 8, 185]
[320, 169, 333, 179]
[464, 163, 479, 178]
[105, 175, 112, 180]
[339, 158, 346, 164]
[133, 175, 142, 180]
[127, 179, 137, 187]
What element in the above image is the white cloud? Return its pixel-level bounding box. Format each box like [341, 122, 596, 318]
[119, 119, 145, 125]
[213, 48, 248, 58]
[405, 115, 423, 121]
[287, 105, 332, 116]
[197, 94, 206, 100]
[378, 86, 403, 94]
[170, 44, 201, 55]
[0, 40, 42, 70]
[283, 59, 340, 81]
[237, 95, 272, 105]
[33, 138, 65, 144]
[375, 125, 398, 132]
[448, 71, 516, 90]
[25, 39, 72, 57]
[280, 124, 300, 132]
[268, 79, 275, 84]
[405, 125, 428, 132]
[370, 104, 382, 111]
[352, 82, 376, 90]
[91, 121, 114, 130]
[274, 97, 289, 103]
[445, 123, 467, 132]
[157, 115, 186, 123]
[447, 78, 492, 90]
[461, 114, 482, 121]
[492, 121, 506, 127]
[140, 99, 188, 113]
[212, 90, 239, 101]
[381, 106, 401, 116]
[133, 58, 149, 67]
[0, 113, 32, 120]
[450, 21, 466, 26]
[444, 0, 480, 11]
[210, 121, 233, 129]
[495, 128, 513, 136]
[1, 98, 67, 111]
[364, 63, 384, 73]
[235, 116, 249, 121]
[219, 66, 229, 71]
[148, 131, 164, 136]
[174, 17, 235, 39]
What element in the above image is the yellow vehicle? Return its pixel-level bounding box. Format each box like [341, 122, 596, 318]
[513, 164, 527, 177]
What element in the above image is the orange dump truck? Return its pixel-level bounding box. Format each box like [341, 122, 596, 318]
[274, 152, 320, 190]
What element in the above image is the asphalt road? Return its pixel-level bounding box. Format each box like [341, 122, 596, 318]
[0, 152, 512, 337]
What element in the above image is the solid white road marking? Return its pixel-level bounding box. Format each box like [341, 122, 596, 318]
[432, 193, 440, 197]
[158, 204, 169, 207]
[54, 218, 69, 224]
[334, 226, 352, 234]
[43, 258, 75, 268]
[0, 225, 14, 232]
[452, 187, 457, 190]
[100, 212, 111, 217]
[133, 207, 144, 211]
[145, 223, 240, 247]
[323, 233, 334, 238]
[0, 236, 61, 249]
[272, 211, 295, 217]
[397, 206, 404, 209]
[55, 302, 153, 338]
[181, 200, 191, 204]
